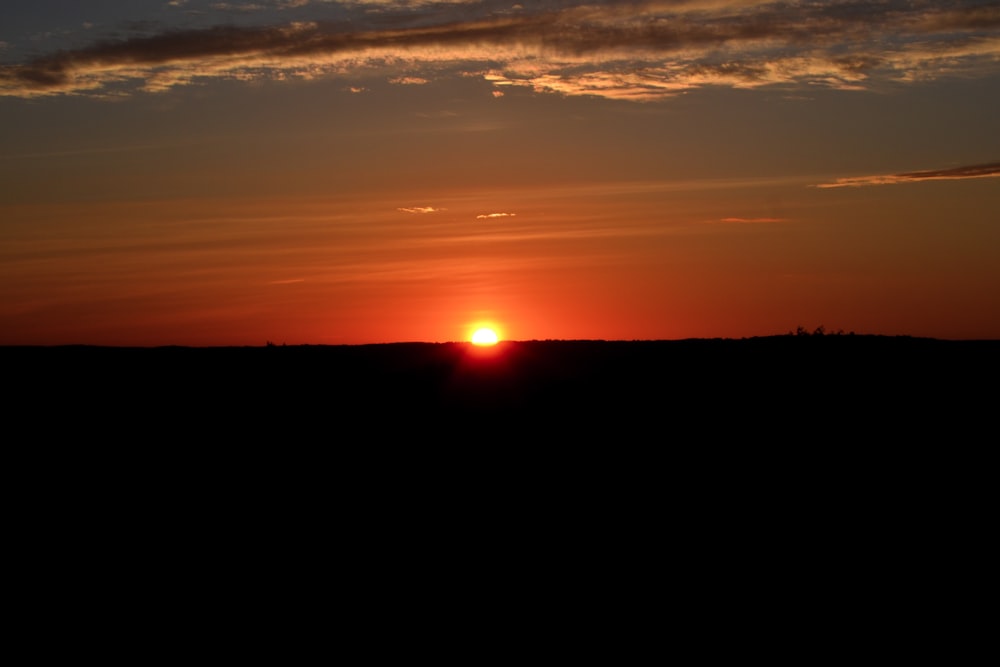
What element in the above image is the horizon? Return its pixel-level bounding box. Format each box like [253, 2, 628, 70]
[4, 328, 995, 349]
[2, 1, 999, 347]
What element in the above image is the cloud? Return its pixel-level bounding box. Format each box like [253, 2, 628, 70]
[815, 161, 1000, 188]
[398, 206, 444, 213]
[3, 1, 999, 99]
[717, 217, 788, 223]
[476, 212, 515, 219]
[388, 76, 428, 84]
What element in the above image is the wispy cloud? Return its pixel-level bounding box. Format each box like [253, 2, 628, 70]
[476, 212, 516, 219]
[815, 161, 1000, 188]
[388, 76, 428, 85]
[3, 1, 999, 99]
[717, 217, 788, 223]
[398, 206, 444, 213]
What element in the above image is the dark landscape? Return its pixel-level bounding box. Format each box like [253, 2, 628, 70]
[6, 333, 997, 440]
[8, 333, 993, 607]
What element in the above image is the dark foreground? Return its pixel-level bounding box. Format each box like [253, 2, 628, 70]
[5, 335, 997, 440]
[6, 335, 993, 642]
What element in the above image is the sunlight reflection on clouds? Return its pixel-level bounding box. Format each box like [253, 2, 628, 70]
[3, 1, 998, 99]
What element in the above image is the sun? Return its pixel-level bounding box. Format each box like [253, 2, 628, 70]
[471, 327, 499, 346]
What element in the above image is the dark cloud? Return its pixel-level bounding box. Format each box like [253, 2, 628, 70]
[815, 161, 1000, 188]
[2, 1, 998, 99]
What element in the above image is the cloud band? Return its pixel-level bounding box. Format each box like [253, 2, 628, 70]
[816, 161, 1000, 188]
[2, 1, 998, 100]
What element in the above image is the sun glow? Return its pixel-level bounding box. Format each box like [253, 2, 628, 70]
[471, 327, 499, 346]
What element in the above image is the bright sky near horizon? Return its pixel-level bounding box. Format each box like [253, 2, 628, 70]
[1, 0, 999, 345]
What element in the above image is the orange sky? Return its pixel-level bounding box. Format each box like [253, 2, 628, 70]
[2, 1, 999, 345]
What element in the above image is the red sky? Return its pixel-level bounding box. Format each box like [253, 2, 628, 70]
[2, 1, 999, 345]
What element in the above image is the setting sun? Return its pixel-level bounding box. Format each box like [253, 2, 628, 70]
[471, 328, 499, 346]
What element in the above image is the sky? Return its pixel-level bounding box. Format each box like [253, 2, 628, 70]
[1, 0, 998, 345]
